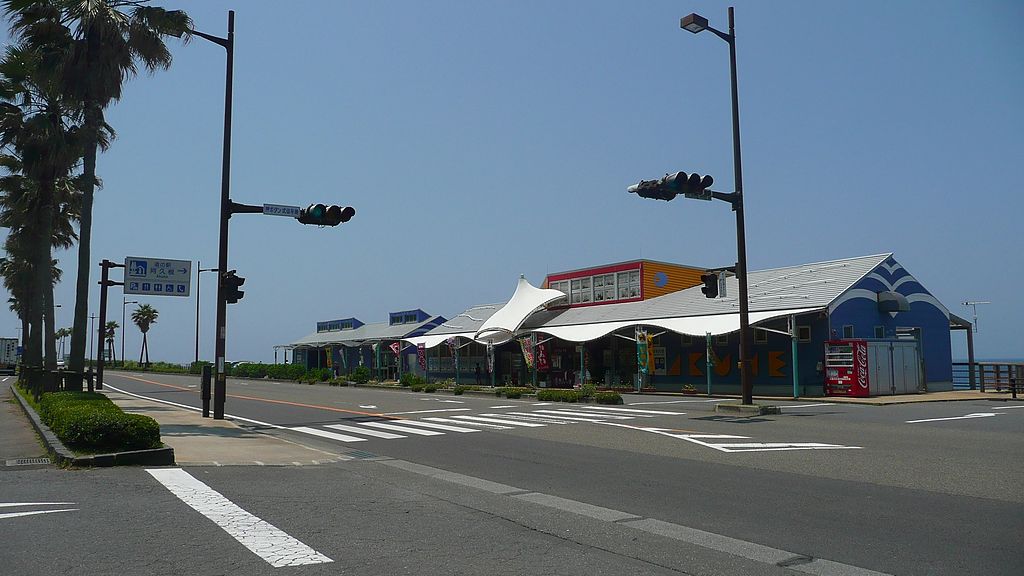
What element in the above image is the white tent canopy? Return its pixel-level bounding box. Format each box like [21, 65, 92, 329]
[474, 276, 567, 345]
[531, 307, 821, 342]
[402, 332, 477, 349]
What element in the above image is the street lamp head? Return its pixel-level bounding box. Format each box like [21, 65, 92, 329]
[681, 13, 709, 34]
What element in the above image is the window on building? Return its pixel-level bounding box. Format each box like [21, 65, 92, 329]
[843, 325, 855, 339]
[550, 280, 569, 296]
[874, 326, 885, 339]
[715, 334, 728, 345]
[593, 273, 616, 302]
[754, 329, 768, 344]
[571, 277, 592, 304]
[798, 326, 811, 343]
[404, 314, 417, 324]
[617, 270, 640, 299]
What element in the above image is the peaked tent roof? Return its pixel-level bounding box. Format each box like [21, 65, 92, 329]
[403, 303, 503, 348]
[473, 276, 567, 345]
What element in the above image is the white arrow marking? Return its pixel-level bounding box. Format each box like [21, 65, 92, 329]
[906, 413, 1001, 423]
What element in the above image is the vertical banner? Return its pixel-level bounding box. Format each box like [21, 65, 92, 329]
[636, 328, 648, 375]
[325, 347, 333, 368]
[487, 343, 494, 374]
[537, 343, 549, 372]
[389, 342, 400, 357]
[417, 343, 426, 370]
[520, 337, 535, 369]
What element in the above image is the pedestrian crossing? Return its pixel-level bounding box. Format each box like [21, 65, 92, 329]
[286, 405, 685, 443]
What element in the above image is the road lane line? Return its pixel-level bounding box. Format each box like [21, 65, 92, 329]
[582, 406, 687, 415]
[628, 399, 724, 405]
[906, 413, 1001, 423]
[147, 468, 332, 567]
[0, 509, 78, 519]
[783, 403, 836, 409]
[992, 405, 1024, 409]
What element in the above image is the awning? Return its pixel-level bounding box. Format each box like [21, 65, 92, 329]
[531, 307, 822, 342]
[474, 276, 566, 345]
[402, 332, 477, 349]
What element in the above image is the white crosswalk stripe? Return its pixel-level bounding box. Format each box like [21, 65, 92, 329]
[581, 406, 687, 415]
[451, 415, 547, 427]
[325, 423, 405, 439]
[535, 409, 637, 420]
[503, 412, 610, 423]
[359, 421, 445, 436]
[424, 417, 512, 430]
[394, 420, 479, 433]
[290, 426, 366, 443]
[484, 413, 572, 424]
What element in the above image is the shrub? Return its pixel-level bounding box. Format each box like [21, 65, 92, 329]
[409, 383, 425, 392]
[452, 385, 466, 395]
[422, 382, 439, 393]
[497, 386, 532, 399]
[580, 383, 597, 399]
[350, 366, 371, 384]
[39, 391, 161, 452]
[537, 389, 581, 402]
[594, 391, 624, 405]
[400, 373, 426, 388]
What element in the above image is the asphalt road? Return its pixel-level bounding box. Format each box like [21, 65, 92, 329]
[5, 371, 1021, 576]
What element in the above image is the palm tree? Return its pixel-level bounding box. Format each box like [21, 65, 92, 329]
[104, 320, 117, 365]
[55, 326, 71, 360]
[0, 37, 83, 379]
[130, 303, 157, 367]
[3, 0, 192, 383]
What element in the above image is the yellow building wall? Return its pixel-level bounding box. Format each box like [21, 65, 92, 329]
[642, 262, 704, 299]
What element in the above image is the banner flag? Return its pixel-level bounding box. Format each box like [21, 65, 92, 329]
[417, 343, 426, 370]
[390, 342, 400, 356]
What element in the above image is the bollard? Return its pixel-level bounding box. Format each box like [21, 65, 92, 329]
[201, 365, 212, 418]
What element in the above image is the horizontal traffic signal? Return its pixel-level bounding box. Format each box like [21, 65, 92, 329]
[627, 172, 714, 201]
[298, 204, 356, 226]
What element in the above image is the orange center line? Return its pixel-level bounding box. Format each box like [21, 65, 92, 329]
[115, 373, 394, 418]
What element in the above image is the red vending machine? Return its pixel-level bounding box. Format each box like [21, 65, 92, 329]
[824, 339, 869, 397]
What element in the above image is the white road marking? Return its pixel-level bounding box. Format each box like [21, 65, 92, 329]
[539, 409, 638, 419]
[992, 405, 1024, 410]
[906, 413, 1001, 423]
[452, 415, 546, 427]
[424, 417, 511, 430]
[384, 408, 472, 415]
[596, 422, 861, 452]
[324, 423, 404, 439]
[420, 398, 465, 404]
[782, 403, 836, 409]
[147, 468, 332, 568]
[0, 509, 78, 519]
[528, 410, 630, 422]
[628, 399, 724, 405]
[360, 421, 445, 436]
[490, 405, 518, 409]
[493, 413, 573, 424]
[393, 420, 479, 433]
[358, 405, 378, 409]
[583, 406, 687, 415]
[0, 502, 76, 507]
[290, 426, 366, 443]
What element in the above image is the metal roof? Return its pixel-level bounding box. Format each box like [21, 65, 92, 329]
[523, 253, 891, 330]
[289, 315, 445, 348]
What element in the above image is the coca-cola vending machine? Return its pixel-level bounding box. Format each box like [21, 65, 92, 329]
[824, 339, 869, 397]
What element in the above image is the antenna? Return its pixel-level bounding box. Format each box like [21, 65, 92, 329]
[961, 301, 991, 333]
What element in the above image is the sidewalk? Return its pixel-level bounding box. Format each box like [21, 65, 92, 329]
[104, 389, 347, 466]
[1, 382, 49, 468]
[786, 389, 1019, 405]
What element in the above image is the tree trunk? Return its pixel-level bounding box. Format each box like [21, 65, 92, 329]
[68, 105, 100, 391]
[43, 276, 57, 371]
[139, 332, 146, 365]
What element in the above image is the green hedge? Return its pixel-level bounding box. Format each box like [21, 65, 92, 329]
[39, 392, 161, 453]
[594, 391, 624, 404]
[496, 386, 533, 399]
[536, 389, 581, 402]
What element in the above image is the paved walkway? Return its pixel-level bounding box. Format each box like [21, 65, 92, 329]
[1, 382, 48, 468]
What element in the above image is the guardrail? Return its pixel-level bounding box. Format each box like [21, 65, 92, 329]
[953, 362, 1021, 398]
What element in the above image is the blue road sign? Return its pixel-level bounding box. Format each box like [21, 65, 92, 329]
[123, 257, 192, 297]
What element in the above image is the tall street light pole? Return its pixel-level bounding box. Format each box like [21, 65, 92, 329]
[195, 260, 219, 365]
[192, 11, 234, 419]
[681, 7, 754, 405]
[122, 298, 138, 368]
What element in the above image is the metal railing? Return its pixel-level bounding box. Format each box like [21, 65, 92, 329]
[953, 362, 1022, 398]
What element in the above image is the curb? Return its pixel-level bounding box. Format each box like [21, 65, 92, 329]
[10, 384, 175, 468]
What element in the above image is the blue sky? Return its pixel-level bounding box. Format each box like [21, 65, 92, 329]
[3, 0, 1022, 363]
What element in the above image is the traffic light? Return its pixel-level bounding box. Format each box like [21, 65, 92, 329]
[628, 172, 714, 201]
[223, 270, 245, 304]
[627, 179, 676, 201]
[298, 204, 356, 226]
[700, 272, 719, 298]
[663, 172, 714, 200]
